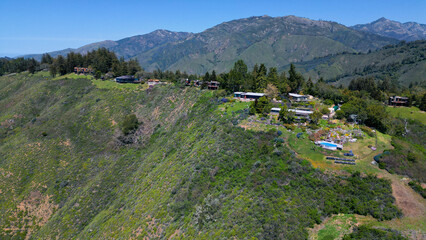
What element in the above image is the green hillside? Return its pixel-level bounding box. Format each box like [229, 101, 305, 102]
[0, 73, 409, 239]
[294, 40, 426, 87]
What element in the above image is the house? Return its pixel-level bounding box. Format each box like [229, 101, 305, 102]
[115, 75, 140, 83]
[147, 79, 166, 86]
[74, 67, 92, 74]
[207, 81, 220, 90]
[234, 92, 266, 101]
[388, 96, 409, 106]
[269, 108, 313, 119]
[289, 109, 313, 120]
[270, 108, 281, 115]
[288, 93, 308, 102]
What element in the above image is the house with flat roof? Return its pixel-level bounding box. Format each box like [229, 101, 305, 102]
[289, 93, 308, 102]
[289, 109, 313, 120]
[234, 92, 266, 100]
[269, 107, 313, 120]
[115, 76, 140, 83]
[388, 96, 409, 106]
[270, 107, 281, 115]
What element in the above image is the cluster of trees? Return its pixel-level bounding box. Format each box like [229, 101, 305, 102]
[0, 57, 40, 75]
[0, 48, 142, 78]
[47, 48, 141, 78]
[202, 60, 304, 95]
[151, 69, 198, 82]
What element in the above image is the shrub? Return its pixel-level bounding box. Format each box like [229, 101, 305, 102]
[408, 181, 426, 198]
[360, 125, 374, 137]
[343, 226, 407, 240]
[120, 114, 139, 135]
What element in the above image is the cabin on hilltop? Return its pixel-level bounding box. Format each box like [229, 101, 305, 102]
[115, 75, 140, 83]
[388, 96, 409, 106]
[147, 79, 167, 87]
[207, 81, 220, 90]
[74, 67, 93, 74]
[288, 93, 308, 102]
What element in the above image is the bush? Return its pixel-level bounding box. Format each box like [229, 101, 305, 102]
[120, 114, 139, 135]
[360, 126, 374, 137]
[324, 99, 334, 105]
[343, 226, 407, 240]
[408, 181, 426, 198]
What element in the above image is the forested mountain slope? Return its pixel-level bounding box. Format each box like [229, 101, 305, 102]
[23, 16, 398, 75]
[0, 73, 401, 239]
[294, 40, 426, 87]
[135, 15, 398, 74]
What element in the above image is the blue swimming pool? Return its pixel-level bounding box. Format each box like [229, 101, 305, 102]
[320, 142, 338, 147]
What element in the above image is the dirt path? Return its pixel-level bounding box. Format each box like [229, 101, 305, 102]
[377, 172, 426, 218]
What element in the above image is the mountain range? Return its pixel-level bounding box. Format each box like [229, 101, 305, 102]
[23, 16, 425, 75]
[351, 17, 426, 42]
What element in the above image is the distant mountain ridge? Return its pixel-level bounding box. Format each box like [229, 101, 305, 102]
[22, 15, 406, 74]
[24, 30, 192, 61]
[351, 17, 426, 41]
[294, 40, 426, 87]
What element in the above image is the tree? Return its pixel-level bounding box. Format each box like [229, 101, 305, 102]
[201, 72, 210, 89]
[320, 107, 330, 116]
[55, 55, 67, 75]
[41, 53, 53, 64]
[278, 104, 295, 124]
[305, 77, 314, 95]
[120, 114, 139, 135]
[264, 84, 279, 99]
[229, 60, 247, 92]
[250, 96, 272, 117]
[127, 59, 141, 75]
[288, 64, 304, 93]
[27, 58, 38, 74]
[310, 111, 323, 125]
[210, 70, 217, 82]
[420, 93, 426, 111]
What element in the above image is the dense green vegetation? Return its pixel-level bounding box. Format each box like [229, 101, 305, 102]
[295, 40, 426, 88]
[1, 48, 142, 79]
[0, 73, 404, 239]
[408, 181, 426, 198]
[343, 226, 408, 240]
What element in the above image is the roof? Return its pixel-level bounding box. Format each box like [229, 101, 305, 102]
[271, 108, 281, 111]
[116, 75, 135, 80]
[390, 96, 408, 100]
[234, 92, 243, 94]
[242, 92, 265, 97]
[289, 109, 313, 115]
[289, 93, 306, 98]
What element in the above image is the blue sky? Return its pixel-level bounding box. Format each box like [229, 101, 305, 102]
[1, 0, 425, 57]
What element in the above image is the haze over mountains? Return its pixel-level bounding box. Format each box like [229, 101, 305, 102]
[23, 16, 425, 75]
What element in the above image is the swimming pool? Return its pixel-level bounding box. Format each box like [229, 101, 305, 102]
[320, 142, 338, 147]
[316, 141, 343, 150]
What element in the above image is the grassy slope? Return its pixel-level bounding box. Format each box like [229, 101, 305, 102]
[0, 73, 414, 239]
[386, 106, 426, 125]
